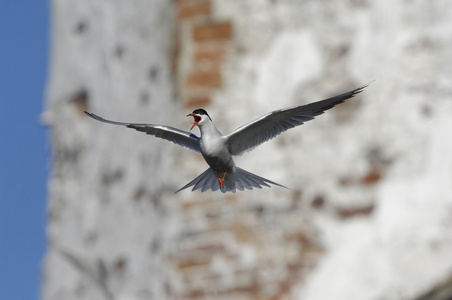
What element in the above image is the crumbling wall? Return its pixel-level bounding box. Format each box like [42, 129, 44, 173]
[43, 1, 178, 299]
[44, 0, 452, 299]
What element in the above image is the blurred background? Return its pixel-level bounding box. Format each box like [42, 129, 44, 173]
[2, 0, 452, 300]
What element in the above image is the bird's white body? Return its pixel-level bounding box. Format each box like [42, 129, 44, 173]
[85, 83, 369, 193]
[198, 123, 233, 171]
[197, 122, 238, 190]
[198, 123, 224, 160]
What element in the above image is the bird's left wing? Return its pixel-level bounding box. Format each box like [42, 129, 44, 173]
[85, 112, 201, 153]
[225, 84, 369, 156]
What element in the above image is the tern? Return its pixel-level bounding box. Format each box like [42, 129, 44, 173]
[85, 84, 369, 193]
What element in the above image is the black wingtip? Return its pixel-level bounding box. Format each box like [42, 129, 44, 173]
[357, 80, 375, 92]
[348, 80, 374, 99]
[84, 111, 99, 121]
[83, 111, 106, 123]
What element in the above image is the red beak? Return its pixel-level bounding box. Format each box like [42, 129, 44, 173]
[187, 113, 201, 131]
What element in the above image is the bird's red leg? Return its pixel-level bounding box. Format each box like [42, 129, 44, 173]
[218, 172, 227, 188]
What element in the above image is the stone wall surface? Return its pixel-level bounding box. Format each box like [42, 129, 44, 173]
[44, 0, 452, 299]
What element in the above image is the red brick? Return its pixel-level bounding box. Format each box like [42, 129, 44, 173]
[360, 169, 382, 185]
[178, 0, 211, 20]
[186, 70, 222, 88]
[177, 258, 211, 270]
[285, 232, 313, 248]
[186, 96, 211, 108]
[193, 22, 233, 41]
[340, 169, 383, 187]
[336, 204, 375, 219]
[194, 46, 227, 64]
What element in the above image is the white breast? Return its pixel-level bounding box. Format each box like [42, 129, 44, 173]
[201, 136, 226, 156]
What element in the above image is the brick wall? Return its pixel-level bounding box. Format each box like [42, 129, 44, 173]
[170, 4, 323, 299]
[168, 195, 324, 299]
[45, 1, 452, 299]
[174, 0, 233, 108]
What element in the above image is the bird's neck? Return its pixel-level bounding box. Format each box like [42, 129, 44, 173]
[198, 122, 222, 138]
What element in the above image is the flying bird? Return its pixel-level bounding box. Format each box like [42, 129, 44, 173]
[85, 84, 369, 193]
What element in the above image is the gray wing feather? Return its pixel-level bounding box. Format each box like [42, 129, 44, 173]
[84, 112, 201, 153]
[225, 84, 370, 156]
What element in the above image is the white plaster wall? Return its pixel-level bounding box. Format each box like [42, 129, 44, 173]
[43, 1, 179, 299]
[44, 0, 452, 299]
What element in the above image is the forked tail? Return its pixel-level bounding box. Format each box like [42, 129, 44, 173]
[175, 167, 288, 193]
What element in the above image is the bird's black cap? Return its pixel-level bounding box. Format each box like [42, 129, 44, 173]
[192, 108, 209, 116]
[192, 109, 211, 120]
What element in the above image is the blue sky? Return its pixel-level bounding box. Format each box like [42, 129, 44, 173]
[0, 2, 49, 299]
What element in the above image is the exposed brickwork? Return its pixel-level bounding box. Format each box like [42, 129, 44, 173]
[194, 45, 228, 64]
[174, 0, 233, 108]
[178, 0, 211, 20]
[360, 169, 382, 185]
[167, 195, 323, 299]
[186, 69, 222, 88]
[170, 1, 326, 298]
[336, 204, 375, 219]
[193, 22, 233, 41]
[186, 96, 212, 108]
[47, 1, 452, 299]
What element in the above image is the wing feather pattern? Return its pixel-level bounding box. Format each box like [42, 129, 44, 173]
[225, 84, 370, 156]
[84, 112, 201, 153]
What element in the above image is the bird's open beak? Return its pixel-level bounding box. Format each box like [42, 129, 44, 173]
[187, 113, 201, 131]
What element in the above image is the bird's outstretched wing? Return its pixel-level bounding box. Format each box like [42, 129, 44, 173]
[84, 112, 201, 153]
[225, 84, 370, 156]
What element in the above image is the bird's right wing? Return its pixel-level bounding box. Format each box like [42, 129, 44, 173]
[225, 84, 370, 156]
[84, 112, 201, 153]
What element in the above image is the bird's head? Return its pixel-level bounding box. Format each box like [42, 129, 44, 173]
[187, 109, 211, 131]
